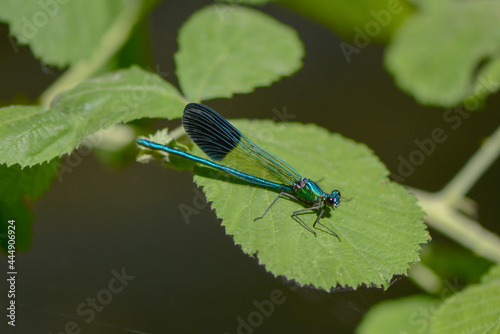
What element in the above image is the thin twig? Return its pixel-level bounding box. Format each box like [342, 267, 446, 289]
[438, 125, 500, 206]
[412, 188, 500, 263]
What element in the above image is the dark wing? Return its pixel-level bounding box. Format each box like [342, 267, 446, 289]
[182, 103, 302, 186]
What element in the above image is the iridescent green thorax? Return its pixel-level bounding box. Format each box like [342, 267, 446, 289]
[294, 178, 341, 208]
[294, 178, 325, 204]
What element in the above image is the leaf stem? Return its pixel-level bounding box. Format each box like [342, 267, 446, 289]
[169, 125, 187, 141]
[39, 1, 143, 107]
[412, 188, 500, 263]
[409, 262, 443, 294]
[437, 125, 500, 206]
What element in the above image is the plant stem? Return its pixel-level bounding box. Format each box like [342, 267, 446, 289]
[169, 125, 187, 141]
[412, 188, 500, 263]
[438, 125, 500, 206]
[39, 1, 143, 107]
[410, 125, 500, 267]
[409, 262, 443, 294]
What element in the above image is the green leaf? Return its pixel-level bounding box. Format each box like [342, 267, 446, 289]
[467, 57, 500, 108]
[481, 264, 500, 285]
[175, 5, 303, 102]
[137, 129, 196, 172]
[430, 264, 500, 334]
[0, 67, 186, 167]
[356, 295, 436, 334]
[0, 0, 130, 67]
[190, 120, 429, 289]
[410, 0, 454, 11]
[0, 200, 34, 252]
[385, 1, 500, 107]
[0, 161, 58, 202]
[279, 0, 414, 44]
[222, 0, 272, 4]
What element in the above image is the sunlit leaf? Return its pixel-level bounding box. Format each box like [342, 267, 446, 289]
[429, 264, 500, 334]
[0, 67, 186, 166]
[176, 5, 303, 101]
[0, 0, 130, 67]
[179, 120, 429, 289]
[385, 1, 500, 107]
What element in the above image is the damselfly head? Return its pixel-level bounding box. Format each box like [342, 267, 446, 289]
[325, 190, 341, 208]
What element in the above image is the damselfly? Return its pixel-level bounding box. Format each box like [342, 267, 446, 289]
[136, 103, 342, 240]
